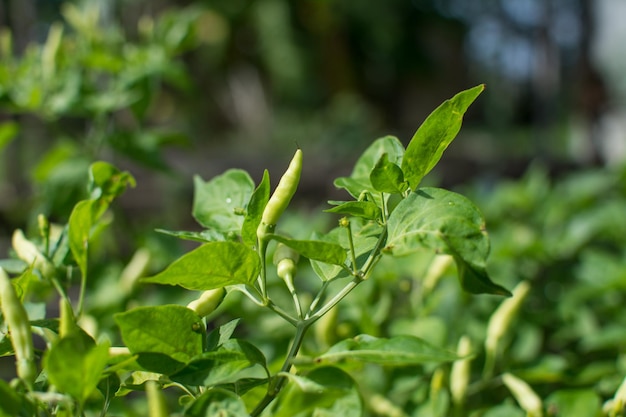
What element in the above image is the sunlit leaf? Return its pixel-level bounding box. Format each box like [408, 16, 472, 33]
[315, 334, 459, 366]
[402, 85, 484, 189]
[370, 153, 408, 194]
[142, 242, 261, 290]
[269, 234, 347, 266]
[241, 169, 270, 247]
[192, 170, 254, 234]
[385, 187, 510, 296]
[324, 201, 382, 221]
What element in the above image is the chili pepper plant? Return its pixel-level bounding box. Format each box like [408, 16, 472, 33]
[1, 85, 519, 416]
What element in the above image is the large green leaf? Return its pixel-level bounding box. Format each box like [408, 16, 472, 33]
[334, 136, 405, 201]
[315, 334, 459, 366]
[114, 305, 204, 374]
[141, 242, 261, 290]
[192, 169, 255, 234]
[44, 335, 110, 405]
[402, 85, 484, 189]
[274, 367, 362, 417]
[385, 187, 510, 296]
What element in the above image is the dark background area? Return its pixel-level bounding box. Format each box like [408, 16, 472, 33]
[0, 0, 624, 234]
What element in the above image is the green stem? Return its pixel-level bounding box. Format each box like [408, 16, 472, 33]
[250, 322, 311, 417]
[76, 266, 87, 318]
[306, 281, 330, 319]
[257, 237, 269, 299]
[284, 272, 303, 319]
[266, 299, 298, 327]
[345, 220, 358, 274]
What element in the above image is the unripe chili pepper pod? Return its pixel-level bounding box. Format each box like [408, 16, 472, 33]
[484, 280, 530, 377]
[186, 288, 226, 318]
[273, 243, 299, 284]
[257, 149, 302, 239]
[450, 335, 472, 407]
[502, 372, 543, 417]
[0, 267, 37, 387]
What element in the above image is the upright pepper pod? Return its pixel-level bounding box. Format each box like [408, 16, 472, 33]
[257, 149, 302, 239]
[0, 267, 37, 387]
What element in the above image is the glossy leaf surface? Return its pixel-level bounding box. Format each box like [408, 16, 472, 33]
[402, 85, 484, 189]
[142, 242, 261, 290]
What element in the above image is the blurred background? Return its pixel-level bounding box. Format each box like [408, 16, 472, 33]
[3, 2, 626, 411]
[1, 0, 625, 240]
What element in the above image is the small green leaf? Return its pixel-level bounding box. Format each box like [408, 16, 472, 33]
[184, 388, 249, 417]
[324, 201, 382, 221]
[274, 367, 362, 417]
[155, 228, 225, 243]
[114, 305, 203, 374]
[68, 199, 97, 277]
[241, 169, 270, 247]
[269, 234, 347, 266]
[142, 242, 261, 290]
[385, 187, 510, 296]
[370, 153, 408, 194]
[334, 136, 405, 200]
[44, 335, 110, 405]
[87, 161, 136, 203]
[402, 85, 484, 189]
[316, 334, 459, 366]
[206, 319, 241, 351]
[192, 170, 255, 234]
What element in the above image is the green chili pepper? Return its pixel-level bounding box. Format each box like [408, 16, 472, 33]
[0, 267, 37, 387]
[484, 280, 530, 378]
[273, 243, 299, 284]
[502, 372, 543, 417]
[186, 288, 226, 318]
[450, 335, 472, 407]
[258, 149, 302, 238]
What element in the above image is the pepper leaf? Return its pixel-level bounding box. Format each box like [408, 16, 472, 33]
[385, 187, 510, 296]
[192, 169, 255, 234]
[324, 201, 382, 221]
[114, 305, 204, 375]
[269, 234, 347, 266]
[370, 153, 408, 194]
[402, 85, 484, 190]
[315, 334, 460, 366]
[141, 242, 261, 290]
[241, 169, 270, 247]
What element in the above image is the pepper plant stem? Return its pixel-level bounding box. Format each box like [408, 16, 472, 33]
[250, 321, 311, 417]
